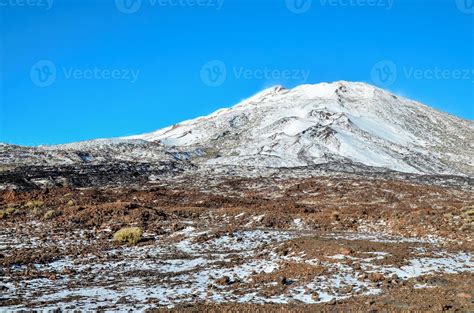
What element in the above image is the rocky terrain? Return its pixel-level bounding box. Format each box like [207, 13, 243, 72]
[0, 82, 473, 311]
[0, 170, 473, 311]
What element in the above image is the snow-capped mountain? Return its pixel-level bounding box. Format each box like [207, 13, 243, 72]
[2, 82, 473, 176]
[127, 81, 473, 175]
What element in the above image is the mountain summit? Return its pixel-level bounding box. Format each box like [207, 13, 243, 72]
[126, 81, 473, 175]
[2, 82, 473, 176]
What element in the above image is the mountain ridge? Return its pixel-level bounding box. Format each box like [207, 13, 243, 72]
[125, 81, 473, 175]
[1, 81, 473, 176]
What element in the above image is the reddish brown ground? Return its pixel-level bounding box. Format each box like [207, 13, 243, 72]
[1, 175, 473, 311]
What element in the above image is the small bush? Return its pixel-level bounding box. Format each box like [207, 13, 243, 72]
[26, 200, 44, 209]
[464, 208, 474, 216]
[67, 200, 75, 206]
[0, 211, 5, 219]
[461, 205, 474, 222]
[44, 210, 55, 219]
[5, 207, 15, 215]
[113, 227, 142, 245]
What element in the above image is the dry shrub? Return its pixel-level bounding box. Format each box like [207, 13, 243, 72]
[113, 227, 142, 245]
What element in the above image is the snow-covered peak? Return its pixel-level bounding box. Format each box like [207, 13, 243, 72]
[293, 82, 340, 99]
[127, 81, 474, 175]
[4, 82, 470, 175]
[232, 85, 288, 108]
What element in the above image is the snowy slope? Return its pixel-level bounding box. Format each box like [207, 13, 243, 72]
[0, 139, 197, 167]
[2, 81, 472, 175]
[127, 82, 474, 175]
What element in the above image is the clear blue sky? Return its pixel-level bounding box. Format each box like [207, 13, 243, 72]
[1, 0, 472, 146]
